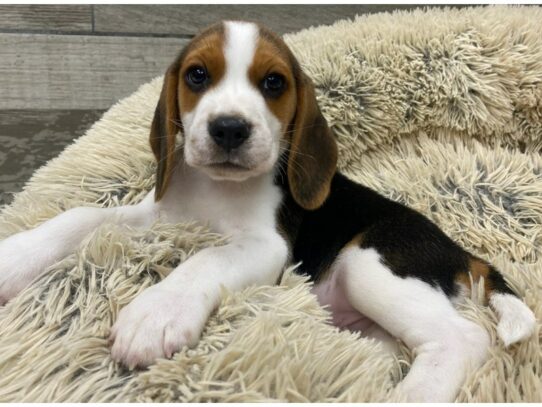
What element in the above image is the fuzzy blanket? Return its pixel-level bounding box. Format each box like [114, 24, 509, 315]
[0, 5, 541, 402]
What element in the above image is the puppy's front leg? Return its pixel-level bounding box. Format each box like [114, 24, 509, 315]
[0, 192, 157, 305]
[110, 229, 288, 368]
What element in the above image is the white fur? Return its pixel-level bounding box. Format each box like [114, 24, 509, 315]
[0, 202, 154, 304]
[0, 20, 535, 389]
[0, 20, 289, 367]
[490, 293, 536, 346]
[110, 169, 287, 367]
[336, 247, 490, 402]
[0, 162, 287, 367]
[183, 21, 283, 182]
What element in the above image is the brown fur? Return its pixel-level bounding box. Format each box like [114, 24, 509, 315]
[150, 64, 182, 201]
[256, 25, 338, 210]
[346, 233, 364, 249]
[150, 23, 225, 201]
[151, 22, 338, 208]
[249, 34, 297, 128]
[179, 30, 226, 114]
[456, 258, 492, 301]
[287, 72, 338, 210]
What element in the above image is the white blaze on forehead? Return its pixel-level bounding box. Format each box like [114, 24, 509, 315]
[182, 20, 282, 180]
[223, 21, 259, 83]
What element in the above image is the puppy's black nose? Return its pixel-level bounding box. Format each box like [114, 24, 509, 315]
[208, 116, 251, 151]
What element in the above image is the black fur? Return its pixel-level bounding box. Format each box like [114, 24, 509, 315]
[276, 168, 514, 298]
[487, 264, 515, 295]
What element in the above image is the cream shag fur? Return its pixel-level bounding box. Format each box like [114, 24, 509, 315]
[1, 5, 541, 402]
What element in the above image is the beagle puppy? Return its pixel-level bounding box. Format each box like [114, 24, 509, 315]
[0, 21, 536, 402]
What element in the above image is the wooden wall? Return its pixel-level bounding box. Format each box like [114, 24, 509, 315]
[0, 4, 444, 204]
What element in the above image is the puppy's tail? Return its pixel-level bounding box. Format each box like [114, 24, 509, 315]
[490, 290, 536, 346]
[460, 257, 536, 346]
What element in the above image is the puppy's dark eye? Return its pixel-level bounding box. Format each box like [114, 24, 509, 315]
[261, 73, 286, 97]
[185, 66, 209, 90]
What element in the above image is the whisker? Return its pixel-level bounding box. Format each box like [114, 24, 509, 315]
[278, 146, 309, 181]
[279, 144, 317, 161]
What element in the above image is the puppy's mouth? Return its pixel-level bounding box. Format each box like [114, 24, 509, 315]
[206, 161, 251, 172]
[198, 159, 258, 181]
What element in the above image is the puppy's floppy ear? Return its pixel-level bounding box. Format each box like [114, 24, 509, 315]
[150, 61, 182, 201]
[288, 72, 338, 210]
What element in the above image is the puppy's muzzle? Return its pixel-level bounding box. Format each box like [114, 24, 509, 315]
[208, 116, 252, 152]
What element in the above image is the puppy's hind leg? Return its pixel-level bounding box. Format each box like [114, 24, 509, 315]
[336, 246, 490, 402]
[0, 190, 158, 305]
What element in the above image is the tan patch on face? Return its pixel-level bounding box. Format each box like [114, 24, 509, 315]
[456, 257, 492, 301]
[248, 33, 297, 132]
[178, 27, 226, 114]
[250, 26, 338, 210]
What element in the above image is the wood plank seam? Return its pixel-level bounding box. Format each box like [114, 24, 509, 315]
[0, 28, 193, 39]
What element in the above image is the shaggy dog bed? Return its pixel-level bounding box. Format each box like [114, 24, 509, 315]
[0, 5, 541, 402]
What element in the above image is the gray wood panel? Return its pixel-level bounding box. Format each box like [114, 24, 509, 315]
[94, 4, 422, 36]
[0, 4, 435, 205]
[0, 109, 105, 206]
[0, 33, 188, 110]
[0, 5, 92, 32]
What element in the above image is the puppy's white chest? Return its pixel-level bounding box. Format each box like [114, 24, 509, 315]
[156, 166, 282, 234]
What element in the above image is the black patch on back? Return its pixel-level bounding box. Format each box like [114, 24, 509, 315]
[276, 167, 477, 297]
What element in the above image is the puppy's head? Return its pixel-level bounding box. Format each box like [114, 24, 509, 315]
[150, 21, 337, 210]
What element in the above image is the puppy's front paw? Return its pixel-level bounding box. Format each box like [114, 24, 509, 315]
[110, 282, 210, 368]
